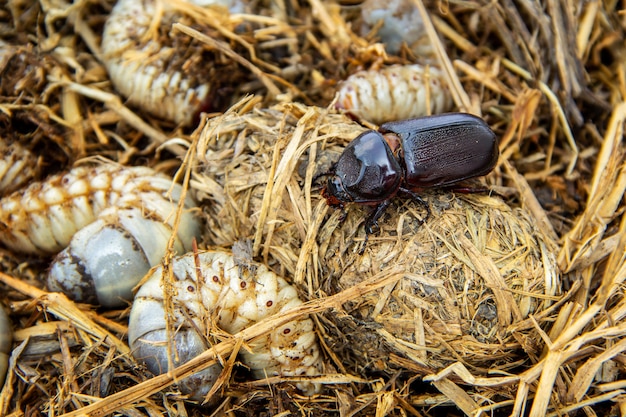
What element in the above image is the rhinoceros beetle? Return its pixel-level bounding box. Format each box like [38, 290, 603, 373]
[321, 113, 498, 247]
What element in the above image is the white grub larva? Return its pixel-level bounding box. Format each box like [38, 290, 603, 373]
[334, 64, 453, 124]
[47, 191, 200, 308]
[0, 304, 11, 388]
[129, 250, 322, 401]
[0, 139, 41, 195]
[101, 0, 245, 125]
[0, 164, 195, 255]
[360, 0, 431, 56]
[0, 163, 201, 307]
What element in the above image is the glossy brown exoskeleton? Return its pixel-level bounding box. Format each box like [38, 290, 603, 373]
[322, 113, 499, 245]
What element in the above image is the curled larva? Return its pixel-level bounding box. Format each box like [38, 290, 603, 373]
[47, 191, 200, 307]
[335, 64, 453, 124]
[0, 303, 10, 387]
[359, 0, 431, 56]
[101, 0, 244, 125]
[129, 250, 322, 401]
[0, 139, 41, 195]
[0, 164, 192, 255]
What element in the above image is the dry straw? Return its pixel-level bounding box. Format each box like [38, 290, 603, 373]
[0, 0, 624, 415]
[193, 98, 561, 413]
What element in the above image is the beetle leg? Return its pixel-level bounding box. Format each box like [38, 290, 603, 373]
[358, 200, 393, 253]
[364, 200, 393, 235]
[399, 187, 431, 224]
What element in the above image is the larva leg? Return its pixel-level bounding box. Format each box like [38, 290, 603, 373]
[0, 139, 41, 195]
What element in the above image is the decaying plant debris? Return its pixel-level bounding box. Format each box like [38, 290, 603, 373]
[0, 0, 625, 416]
[194, 100, 560, 406]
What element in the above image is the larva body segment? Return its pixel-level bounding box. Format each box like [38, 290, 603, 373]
[129, 250, 322, 401]
[335, 64, 453, 124]
[0, 164, 192, 255]
[101, 0, 243, 125]
[0, 140, 41, 195]
[0, 304, 10, 387]
[47, 191, 199, 307]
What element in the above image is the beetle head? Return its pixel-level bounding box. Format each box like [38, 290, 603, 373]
[315, 168, 346, 207]
[321, 130, 403, 207]
[321, 175, 352, 207]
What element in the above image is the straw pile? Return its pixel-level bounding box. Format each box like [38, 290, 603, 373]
[193, 99, 561, 413]
[0, 0, 624, 416]
[192, 97, 560, 384]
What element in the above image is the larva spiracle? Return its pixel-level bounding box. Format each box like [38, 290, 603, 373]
[101, 0, 244, 125]
[335, 64, 453, 124]
[0, 303, 10, 388]
[0, 139, 41, 195]
[129, 250, 322, 401]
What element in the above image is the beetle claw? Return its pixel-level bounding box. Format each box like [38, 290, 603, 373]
[365, 201, 391, 234]
[338, 208, 348, 222]
[365, 222, 379, 234]
[358, 234, 369, 255]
